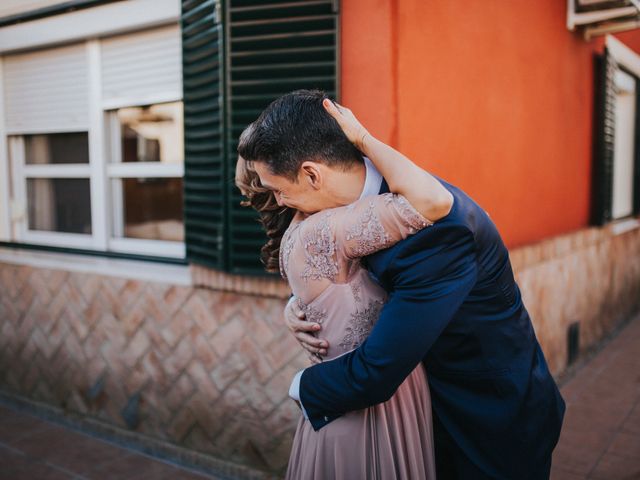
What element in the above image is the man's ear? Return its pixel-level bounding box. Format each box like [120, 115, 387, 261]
[300, 161, 323, 190]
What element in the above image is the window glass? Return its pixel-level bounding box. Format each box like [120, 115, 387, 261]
[25, 133, 89, 165]
[114, 177, 184, 242]
[116, 102, 183, 164]
[27, 178, 92, 234]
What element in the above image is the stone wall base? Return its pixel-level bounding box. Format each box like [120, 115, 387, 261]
[509, 220, 640, 375]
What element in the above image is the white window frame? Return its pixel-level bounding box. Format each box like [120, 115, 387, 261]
[8, 133, 94, 249]
[104, 101, 184, 258]
[0, 24, 185, 260]
[611, 68, 636, 220]
[606, 35, 640, 223]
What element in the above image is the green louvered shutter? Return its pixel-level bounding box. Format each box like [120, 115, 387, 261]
[592, 48, 617, 226]
[182, 0, 226, 268]
[224, 0, 339, 274]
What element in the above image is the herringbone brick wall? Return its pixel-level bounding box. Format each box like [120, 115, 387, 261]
[0, 264, 306, 474]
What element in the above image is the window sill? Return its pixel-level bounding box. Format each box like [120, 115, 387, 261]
[0, 246, 191, 285]
[609, 217, 640, 236]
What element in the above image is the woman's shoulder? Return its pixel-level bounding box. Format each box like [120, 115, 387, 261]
[300, 193, 397, 224]
[292, 194, 403, 245]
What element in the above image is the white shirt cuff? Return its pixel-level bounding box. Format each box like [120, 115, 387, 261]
[286, 294, 297, 308]
[289, 369, 309, 419]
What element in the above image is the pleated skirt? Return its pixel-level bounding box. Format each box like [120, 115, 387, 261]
[285, 363, 436, 480]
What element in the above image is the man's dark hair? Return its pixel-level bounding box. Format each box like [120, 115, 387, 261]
[237, 89, 363, 181]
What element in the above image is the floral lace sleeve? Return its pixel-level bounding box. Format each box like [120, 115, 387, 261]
[280, 193, 434, 298]
[335, 193, 434, 259]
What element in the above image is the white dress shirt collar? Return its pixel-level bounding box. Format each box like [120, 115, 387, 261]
[359, 156, 383, 200]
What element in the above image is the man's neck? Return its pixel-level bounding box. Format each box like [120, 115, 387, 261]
[329, 161, 367, 206]
[324, 157, 382, 207]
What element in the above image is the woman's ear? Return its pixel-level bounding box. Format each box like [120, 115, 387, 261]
[300, 161, 322, 190]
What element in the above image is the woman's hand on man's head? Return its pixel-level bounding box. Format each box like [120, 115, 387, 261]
[322, 99, 370, 152]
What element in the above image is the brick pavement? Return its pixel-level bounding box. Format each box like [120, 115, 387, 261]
[552, 313, 640, 479]
[0, 404, 222, 480]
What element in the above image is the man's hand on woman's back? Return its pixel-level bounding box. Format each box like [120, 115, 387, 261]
[284, 296, 328, 364]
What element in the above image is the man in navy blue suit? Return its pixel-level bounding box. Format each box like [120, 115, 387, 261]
[239, 90, 565, 479]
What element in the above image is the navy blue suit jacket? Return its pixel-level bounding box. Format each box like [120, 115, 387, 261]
[298, 177, 565, 479]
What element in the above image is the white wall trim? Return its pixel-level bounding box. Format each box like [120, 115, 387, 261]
[0, 0, 180, 54]
[606, 34, 640, 78]
[0, 246, 191, 285]
[0, 58, 11, 241]
[610, 217, 640, 236]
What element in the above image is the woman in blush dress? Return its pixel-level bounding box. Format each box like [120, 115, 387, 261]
[236, 101, 453, 479]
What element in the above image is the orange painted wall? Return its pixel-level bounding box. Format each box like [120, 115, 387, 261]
[341, 0, 640, 248]
[340, 0, 396, 144]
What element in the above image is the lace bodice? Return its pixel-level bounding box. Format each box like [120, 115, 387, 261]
[280, 193, 433, 358]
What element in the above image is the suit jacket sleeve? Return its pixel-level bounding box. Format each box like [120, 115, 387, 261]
[299, 222, 478, 431]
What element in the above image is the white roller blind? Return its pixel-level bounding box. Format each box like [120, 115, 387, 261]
[3, 43, 89, 133]
[101, 25, 182, 104]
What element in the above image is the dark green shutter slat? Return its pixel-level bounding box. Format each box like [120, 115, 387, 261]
[184, 98, 220, 114]
[182, 0, 215, 24]
[183, 0, 208, 13]
[183, 155, 222, 164]
[182, 0, 226, 268]
[224, 0, 338, 274]
[592, 48, 617, 226]
[230, 1, 333, 17]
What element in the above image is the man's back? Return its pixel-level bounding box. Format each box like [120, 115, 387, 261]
[364, 177, 566, 478]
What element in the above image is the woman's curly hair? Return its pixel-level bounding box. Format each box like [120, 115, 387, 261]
[235, 125, 295, 274]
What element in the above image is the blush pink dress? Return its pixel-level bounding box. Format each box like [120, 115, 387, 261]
[280, 192, 437, 480]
